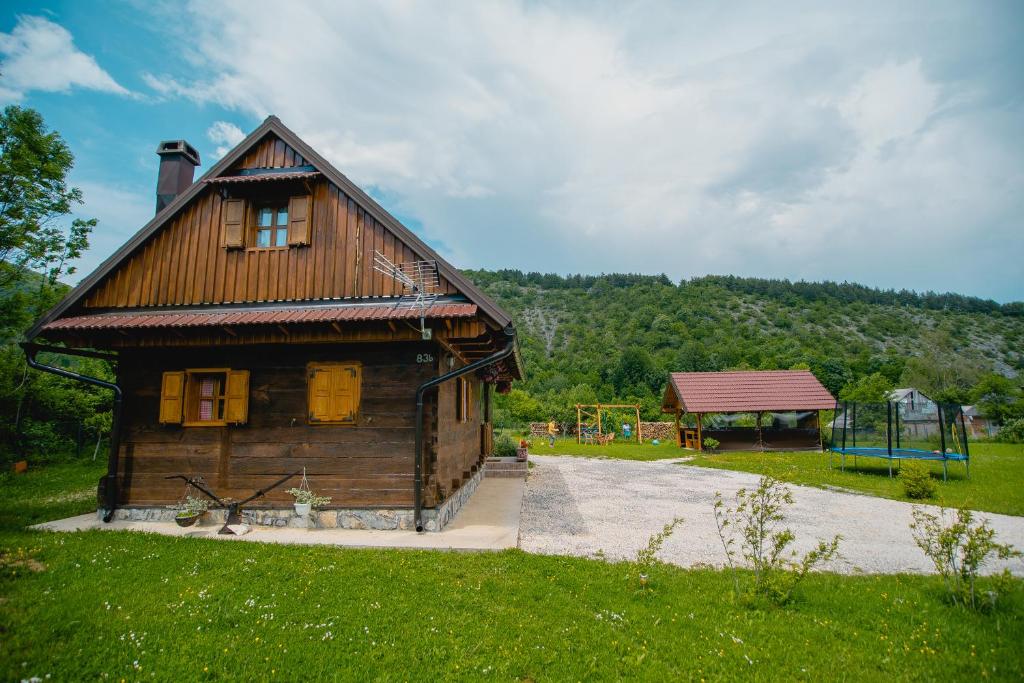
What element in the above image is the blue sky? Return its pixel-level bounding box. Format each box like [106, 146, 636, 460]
[2, 1, 1022, 302]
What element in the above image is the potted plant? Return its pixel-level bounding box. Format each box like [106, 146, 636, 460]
[516, 438, 529, 462]
[173, 495, 209, 527]
[286, 487, 332, 517]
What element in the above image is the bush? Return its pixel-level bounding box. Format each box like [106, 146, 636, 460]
[900, 462, 936, 500]
[713, 476, 841, 605]
[494, 433, 518, 458]
[996, 418, 1024, 443]
[702, 437, 720, 451]
[911, 507, 1021, 610]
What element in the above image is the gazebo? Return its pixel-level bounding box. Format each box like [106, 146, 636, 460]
[661, 370, 836, 452]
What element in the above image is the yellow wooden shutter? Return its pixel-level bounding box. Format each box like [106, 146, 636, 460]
[308, 366, 332, 422]
[223, 198, 246, 248]
[224, 370, 250, 424]
[330, 364, 361, 423]
[159, 371, 185, 424]
[287, 194, 311, 246]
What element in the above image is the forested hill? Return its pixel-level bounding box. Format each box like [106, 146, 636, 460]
[464, 270, 1024, 422]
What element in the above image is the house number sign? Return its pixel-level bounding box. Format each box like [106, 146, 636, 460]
[416, 353, 435, 364]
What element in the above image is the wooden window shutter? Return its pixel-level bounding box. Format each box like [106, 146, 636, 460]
[224, 370, 250, 424]
[159, 371, 185, 424]
[223, 198, 246, 248]
[308, 366, 332, 423]
[329, 365, 361, 423]
[287, 194, 311, 246]
[308, 363, 360, 424]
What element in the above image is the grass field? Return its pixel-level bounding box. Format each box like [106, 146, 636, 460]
[522, 435, 682, 461]
[687, 442, 1024, 517]
[2, 460, 1022, 681]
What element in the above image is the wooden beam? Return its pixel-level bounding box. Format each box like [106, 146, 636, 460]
[221, 326, 237, 337]
[331, 321, 343, 334]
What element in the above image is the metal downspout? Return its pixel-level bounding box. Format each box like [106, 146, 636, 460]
[21, 343, 123, 523]
[413, 329, 515, 532]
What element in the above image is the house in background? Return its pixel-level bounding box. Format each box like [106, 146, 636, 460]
[961, 405, 999, 438]
[889, 388, 939, 438]
[25, 116, 522, 532]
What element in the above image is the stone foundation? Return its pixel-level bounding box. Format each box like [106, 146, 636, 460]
[103, 466, 487, 532]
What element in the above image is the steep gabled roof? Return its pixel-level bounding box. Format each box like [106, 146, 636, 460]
[662, 370, 836, 413]
[27, 116, 512, 339]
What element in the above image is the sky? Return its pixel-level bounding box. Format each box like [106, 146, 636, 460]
[2, 1, 1022, 302]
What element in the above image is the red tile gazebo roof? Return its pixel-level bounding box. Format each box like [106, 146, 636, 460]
[663, 370, 836, 414]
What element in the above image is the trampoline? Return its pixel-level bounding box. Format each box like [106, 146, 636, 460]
[829, 397, 970, 480]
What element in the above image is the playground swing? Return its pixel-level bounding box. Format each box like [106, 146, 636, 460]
[575, 403, 643, 445]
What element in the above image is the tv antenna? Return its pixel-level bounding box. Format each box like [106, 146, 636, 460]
[373, 250, 440, 340]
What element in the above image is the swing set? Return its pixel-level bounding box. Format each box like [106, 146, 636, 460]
[575, 403, 643, 444]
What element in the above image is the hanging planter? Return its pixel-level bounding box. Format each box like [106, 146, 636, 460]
[286, 468, 332, 517]
[169, 478, 209, 527]
[175, 512, 202, 527]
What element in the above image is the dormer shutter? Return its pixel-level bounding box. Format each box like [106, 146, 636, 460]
[223, 198, 246, 248]
[287, 194, 311, 246]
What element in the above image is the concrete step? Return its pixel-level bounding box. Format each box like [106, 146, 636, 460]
[485, 457, 528, 478]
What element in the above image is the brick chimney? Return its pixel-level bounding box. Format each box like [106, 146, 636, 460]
[155, 140, 201, 213]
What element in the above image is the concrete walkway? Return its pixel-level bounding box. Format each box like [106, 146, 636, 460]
[34, 477, 524, 552]
[519, 455, 1024, 576]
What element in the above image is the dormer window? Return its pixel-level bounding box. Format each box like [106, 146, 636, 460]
[254, 204, 289, 248]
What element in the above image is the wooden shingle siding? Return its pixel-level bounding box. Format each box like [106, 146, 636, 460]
[81, 178, 457, 308]
[231, 136, 308, 171]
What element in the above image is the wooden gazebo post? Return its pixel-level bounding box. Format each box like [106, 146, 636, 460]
[596, 404, 602, 436]
[674, 408, 682, 447]
[635, 404, 642, 443]
[696, 413, 703, 451]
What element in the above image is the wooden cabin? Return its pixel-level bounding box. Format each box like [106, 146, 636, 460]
[26, 116, 522, 531]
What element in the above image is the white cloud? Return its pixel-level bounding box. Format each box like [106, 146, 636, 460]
[69, 179, 154, 283]
[137, 1, 1023, 300]
[206, 120, 245, 159]
[0, 15, 130, 102]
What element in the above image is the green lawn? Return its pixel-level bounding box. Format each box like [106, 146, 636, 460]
[526, 435, 682, 461]
[2, 461, 1023, 681]
[687, 442, 1024, 517]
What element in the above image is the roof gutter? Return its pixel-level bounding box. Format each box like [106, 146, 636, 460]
[21, 343, 123, 523]
[413, 328, 516, 532]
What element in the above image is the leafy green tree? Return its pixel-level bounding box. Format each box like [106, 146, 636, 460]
[0, 105, 94, 290]
[900, 330, 983, 403]
[969, 373, 1021, 425]
[0, 106, 103, 462]
[609, 347, 661, 396]
[839, 372, 894, 403]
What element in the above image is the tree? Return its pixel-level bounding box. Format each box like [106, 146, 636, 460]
[609, 347, 661, 396]
[969, 373, 1021, 425]
[900, 331, 984, 403]
[839, 372, 894, 403]
[0, 105, 94, 290]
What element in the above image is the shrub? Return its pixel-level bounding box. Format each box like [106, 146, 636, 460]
[996, 418, 1024, 443]
[910, 507, 1021, 610]
[713, 476, 840, 605]
[900, 462, 936, 500]
[635, 517, 684, 590]
[494, 433, 518, 458]
[702, 437, 720, 451]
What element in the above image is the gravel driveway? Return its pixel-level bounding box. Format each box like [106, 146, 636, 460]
[519, 455, 1024, 576]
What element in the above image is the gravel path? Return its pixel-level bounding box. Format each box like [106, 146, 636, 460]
[519, 455, 1024, 576]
